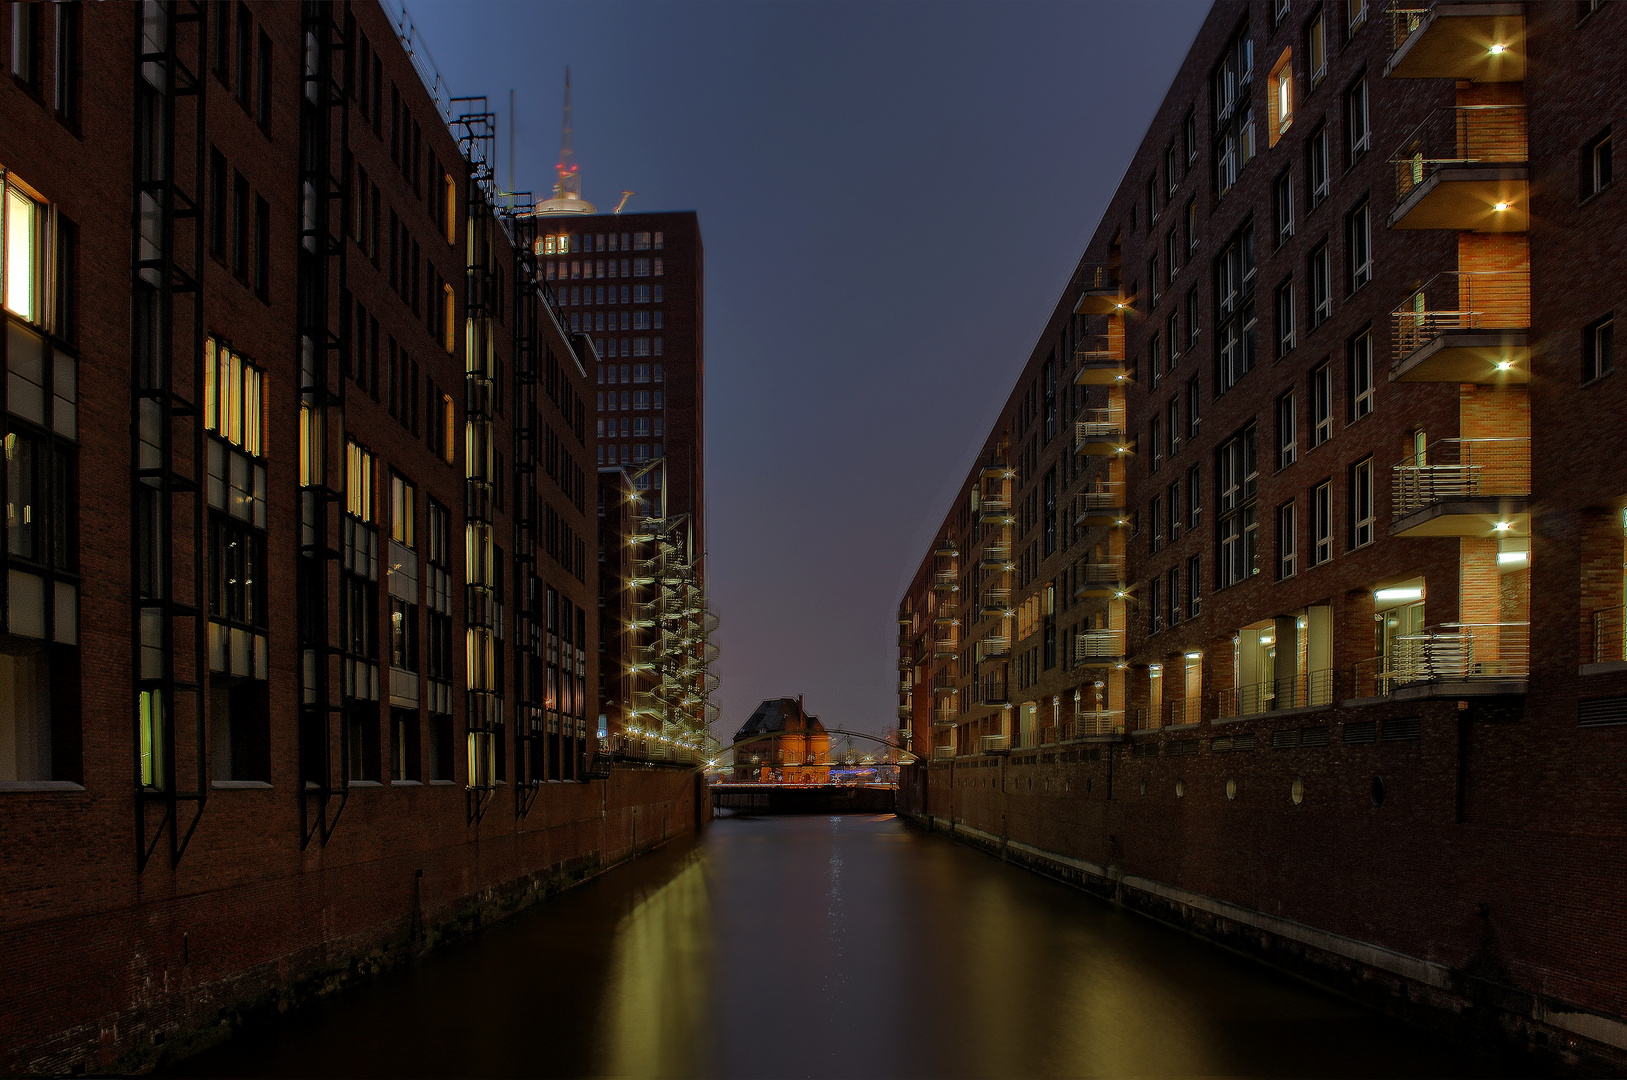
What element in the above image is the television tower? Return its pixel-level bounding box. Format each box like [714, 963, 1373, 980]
[537, 67, 596, 215]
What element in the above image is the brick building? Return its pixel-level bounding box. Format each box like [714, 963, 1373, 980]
[0, 3, 704, 1073]
[898, 0, 1627, 1067]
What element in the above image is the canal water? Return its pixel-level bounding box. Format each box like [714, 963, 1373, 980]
[173, 814, 1500, 1078]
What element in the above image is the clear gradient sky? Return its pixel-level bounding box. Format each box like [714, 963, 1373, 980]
[406, 0, 1210, 742]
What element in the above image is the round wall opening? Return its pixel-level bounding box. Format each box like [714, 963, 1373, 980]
[1291, 777, 1305, 805]
[1226, 778, 1237, 800]
[1371, 775, 1386, 807]
[1175, 779, 1186, 798]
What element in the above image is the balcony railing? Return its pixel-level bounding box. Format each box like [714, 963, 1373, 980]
[1073, 710, 1124, 738]
[1014, 729, 1037, 750]
[931, 636, 958, 657]
[979, 636, 1011, 661]
[1073, 485, 1128, 524]
[933, 571, 958, 591]
[1216, 669, 1335, 718]
[897, 703, 912, 721]
[1073, 333, 1119, 363]
[898, 679, 912, 695]
[977, 678, 1009, 706]
[1393, 104, 1527, 200]
[1594, 606, 1626, 665]
[1075, 409, 1128, 443]
[933, 745, 956, 761]
[1392, 437, 1530, 518]
[933, 708, 957, 728]
[897, 655, 913, 672]
[1392, 270, 1529, 366]
[979, 589, 1012, 614]
[980, 733, 1010, 754]
[978, 544, 1012, 568]
[978, 496, 1012, 514]
[1076, 558, 1126, 589]
[1073, 629, 1125, 663]
[1350, 623, 1530, 695]
[932, 673, 958, 692]
[1389, 5, 1428, 48]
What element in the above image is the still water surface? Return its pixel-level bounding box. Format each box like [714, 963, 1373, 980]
[174, 814, 1499, 1078]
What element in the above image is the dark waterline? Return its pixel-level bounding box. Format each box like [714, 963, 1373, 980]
[171, 814, 1507, 1079]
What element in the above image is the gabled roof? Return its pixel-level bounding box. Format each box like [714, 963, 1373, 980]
[734, 698, 826, 741]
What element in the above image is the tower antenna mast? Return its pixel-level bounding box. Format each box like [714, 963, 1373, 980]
[535, 67, 596, 215]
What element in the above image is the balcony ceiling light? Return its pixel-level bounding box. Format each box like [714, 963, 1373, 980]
[1185, 651, 1202, 659]
[1498, 551, 1529, 565]
[1493, 201, 1509, 212]
[1494, 520, 1512, 532]
[1496, 361, 1514, 371]
[1374, 586, 1424, 601]
[1489, 43, 1507, 53]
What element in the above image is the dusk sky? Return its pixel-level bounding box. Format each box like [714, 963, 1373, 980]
[406, 0, 1210, 742]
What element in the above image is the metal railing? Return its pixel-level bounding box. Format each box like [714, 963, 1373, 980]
[1594, 605, 1626, 665]
[897, 703, 912, 721]
[898, 679, 912, 695]
[979, 544, 1012, 566]
[933, 745, 956, 761]
[897, 655, 914, 671]
[977, 677, 1009, 705]
[979, 589, 1012, 613]
[1216, 669, 1335, 718]
[1075, 409, 1128, 444]
[1164, 697, 1203, 726]
[1073, 710, 1124, 738]
[933, 571, 958, 591]
[1351, 622, 1530, 694]
[1074, 263, 1122, 294]
[931, 673, 958, 692]
[1078, 559, 1127, 587]
[1074, 485, 1128, 521]
[1015, 729, 1037, 750]
[980, 636, 1011, 660]
[1073, 629, 1126, 662]
[1392, 270, 1530, 365]
[1392, 437, 1530, 517]
[980, 733, 1010, 753]
[1393, 104, 1527, 204]
[978, 496, 1012, 514]
[932, 707, 957, 727]
[931, 636, 958, 657]
[1389, 4, 1428, 49]
[1073, 333, 1120, 362]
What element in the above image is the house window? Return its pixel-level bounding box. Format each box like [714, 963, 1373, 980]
[1274, 168, 1294, 247]
[1583, 128, 1613, 199]
[1149, 575, 1163, 634]
[10, 0, 38, 86]
[1150, 494, 1164, 552]
[1347, 201, 1371, 290]
[1168, 479, 1182, 540]
[1348, 0, 1368, 30]
[1276, 278, 1296, 356]
[231, 171, 248, 279]
[390, 474, 416, 547]
[3, 176, 44, 324]
[1187, 464, 1202, 529]
[1277, 501, 1297, 579]
[1346, 77, 1370, 162]
[1213, 23, 1255, 197]
[1165, 144, 1179, 196]
[1215, 222, 1257, 393]
[1148, 175, 1159, 225]
[1150, 416, 1163, 473]
[1216, 427, 1258, 588]
[1313, 481, 1332, 564]
[1150, 255, 1160, 308]
[1277, 390, 1297, 468]
[1349, 329, 1374, 418]
[1268, 48, 1294, 144]
[1187, 554, 1201, 618]
[1150, 333, 1163, 387]
[256, 30, 271, 128]
[1187, 287, 1200, 350]
[1311, 242, 1331, 325]
[1584, 314, 1615, 381]
[1167, 397, 1181, 458]
[1308, 11, 1326, 85]
[1186, 199, 1199, 257]
[1185, 110, 1198, 165]
[53, 2, 79, 123]
[1351, 458, 1374, 548]
[1168, 311, 1182, 366]
[253, 195, 269, 299]
[1312, 362, 1332, 445]
[1187, 374, 1202, 440]
[1166, 230, 1180, 286]
[1309, 124, 1330, 206]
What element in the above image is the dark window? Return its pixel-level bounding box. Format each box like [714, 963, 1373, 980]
[234, 3, 251, 106]
[1583, 127, 1613, 199]
[1214, 220, 1257, 393]
[255, 29, 271, 129]
[209, 148, 227, 257]
[52, 2, 78, 122]
[1584, 314, 1615, 381]
[253, 194, 269, 299]
[211, 0, 231, 84]
[10, 0, 38, 87]
[1216, 426, 1258, 588]
[231, 171, 248, 278]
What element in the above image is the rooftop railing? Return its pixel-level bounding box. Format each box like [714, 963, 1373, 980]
[1392, 437, 1530, 517]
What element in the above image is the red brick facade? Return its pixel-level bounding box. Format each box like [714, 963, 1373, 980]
[898, 1, 1627, 1068]
[0, 3, 704, 1073]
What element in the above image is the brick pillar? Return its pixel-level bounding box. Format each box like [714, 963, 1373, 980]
[1461, 537, 1501, 666]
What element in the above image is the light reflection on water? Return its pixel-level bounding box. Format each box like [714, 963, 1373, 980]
[172, 814, 1501, 1079]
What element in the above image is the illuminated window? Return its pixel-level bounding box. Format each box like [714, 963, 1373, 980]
[1268, 49, 1293, 144]
[1308, 12, 1326, 85]
[441, 283, 455, 353]
[204, 337, 264, 456]
[391, 473, 416, 547]
[4, 177, 43, 324]
[443, 174, 457, 243]
[346, 440, 375, 521]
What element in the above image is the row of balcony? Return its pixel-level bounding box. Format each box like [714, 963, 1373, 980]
[1391, 437, 1529, 536]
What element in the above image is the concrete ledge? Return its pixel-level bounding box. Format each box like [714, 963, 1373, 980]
[1580, 660, 1627, 678]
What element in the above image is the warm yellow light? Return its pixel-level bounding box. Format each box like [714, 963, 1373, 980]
[1494, 521, 1512, 532]
[1493, 201, 1509, 212]
[1496, 361, 1513, 371]
[1489, 43, 1506, 53]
